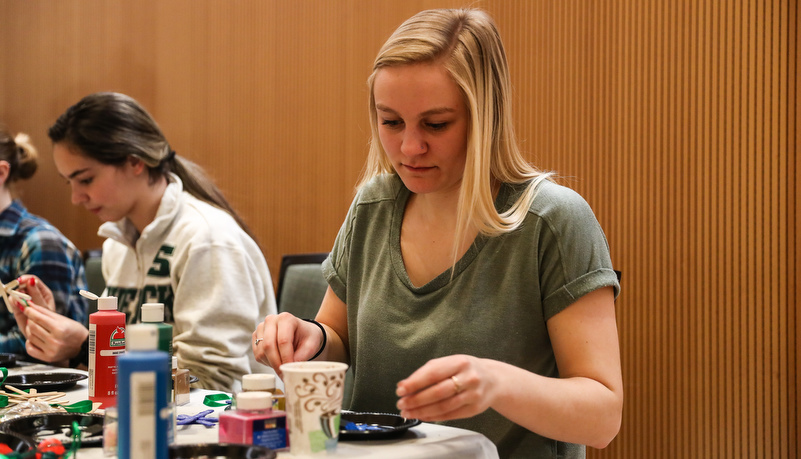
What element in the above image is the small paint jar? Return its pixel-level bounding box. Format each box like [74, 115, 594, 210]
[218, 391, 287, 451]
[172, 356, 191, 406]
[242, 374, 285, 411]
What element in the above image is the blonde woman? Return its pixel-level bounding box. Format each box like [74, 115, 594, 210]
[254, 9, 622, 457]
[0, 125, 86, 360]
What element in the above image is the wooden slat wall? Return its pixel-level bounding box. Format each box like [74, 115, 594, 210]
[0, 1, 796, 457]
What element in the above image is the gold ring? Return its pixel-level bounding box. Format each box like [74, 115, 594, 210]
[254, 338, 263, 345]
[450, 375, 462, 395]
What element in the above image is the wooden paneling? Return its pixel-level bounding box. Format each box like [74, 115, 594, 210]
[0, 1, 796, 457]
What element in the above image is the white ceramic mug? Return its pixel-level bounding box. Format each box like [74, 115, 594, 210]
[280, 361, 349, 455]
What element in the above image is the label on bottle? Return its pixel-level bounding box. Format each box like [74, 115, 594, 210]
[252, 416, 288, 450]
[129, 372, 157, 458]
[88, 323, 126, 401]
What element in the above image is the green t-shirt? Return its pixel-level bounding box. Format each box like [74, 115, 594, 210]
[323, 174, 619, 458]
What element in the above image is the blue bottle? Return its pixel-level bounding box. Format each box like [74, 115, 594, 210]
[117, 324, 171, 459]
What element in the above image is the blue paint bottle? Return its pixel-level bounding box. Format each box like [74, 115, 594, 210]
[117, 324, 171, 459]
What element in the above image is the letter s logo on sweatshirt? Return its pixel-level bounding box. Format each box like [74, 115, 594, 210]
[147, 245, 174, 277]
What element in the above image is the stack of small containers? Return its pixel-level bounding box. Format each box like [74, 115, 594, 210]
[219, 374, 288, 450]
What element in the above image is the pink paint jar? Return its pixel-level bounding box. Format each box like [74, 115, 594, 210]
[219, 391, 287, 451]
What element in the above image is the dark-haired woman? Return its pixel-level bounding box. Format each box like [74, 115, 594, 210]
[0, 126, 87, 359]
[14, 93, 276, 391]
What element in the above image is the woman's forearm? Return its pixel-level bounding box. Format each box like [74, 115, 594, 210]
[487, 359, 623, 448]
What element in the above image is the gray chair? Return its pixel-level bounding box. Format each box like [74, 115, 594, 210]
[82, 249, 105, 319]
[275, 253, 354, 408]
[276, 253, 329, 318]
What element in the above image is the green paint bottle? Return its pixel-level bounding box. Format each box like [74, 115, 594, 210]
[141, 303, 173, 358]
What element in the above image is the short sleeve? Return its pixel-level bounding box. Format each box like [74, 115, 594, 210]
[533, 183, 620, 320]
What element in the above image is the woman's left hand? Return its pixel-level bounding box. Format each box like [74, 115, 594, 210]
[395, 354, 497, 422]
[15, 275, 56, 311]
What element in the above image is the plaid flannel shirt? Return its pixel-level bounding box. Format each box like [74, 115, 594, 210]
[0, 201, 88, 356]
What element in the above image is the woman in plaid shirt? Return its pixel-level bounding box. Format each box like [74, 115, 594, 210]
[0, 124, 88, 361]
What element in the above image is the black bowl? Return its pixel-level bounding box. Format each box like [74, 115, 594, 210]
[0, 413, 105, 447]
[0, 431, 35, 453]
[3, 372, 87, 391]
[339, 411, 422, 440]
[0, 353, 17, 368]
[169, 443, 276, 459]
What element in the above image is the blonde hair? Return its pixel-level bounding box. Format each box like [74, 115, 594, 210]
[362, 9, 551, 263]
[0, 126, 39, 191]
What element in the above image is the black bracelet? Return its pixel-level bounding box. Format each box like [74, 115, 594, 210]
[69, 337, 90, 369]
[302, 319, 327, 361]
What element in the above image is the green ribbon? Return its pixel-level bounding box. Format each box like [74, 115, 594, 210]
[0, 367, 7, 408]
[67, 420, 82, 456]
[203, 393, 232, 407]
[51, 400, 93, 413]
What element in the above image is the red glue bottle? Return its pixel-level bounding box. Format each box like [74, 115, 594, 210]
[87, 294, 126, 408]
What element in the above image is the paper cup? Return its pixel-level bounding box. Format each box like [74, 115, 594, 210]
[280, 361, 349, 455]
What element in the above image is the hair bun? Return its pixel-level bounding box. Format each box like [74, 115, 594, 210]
[11, 132, 38, 180]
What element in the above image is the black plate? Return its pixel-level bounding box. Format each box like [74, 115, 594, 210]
[0, 353, 17, 368]
[4, 372, 87, 392]
[339, 411, 421, 440]
[0, 413, 105, 447]
[0, 431, 35, 453]
[170, 443, 276, 459]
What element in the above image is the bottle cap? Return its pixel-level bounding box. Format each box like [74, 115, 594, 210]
[235, 391, 272, 411]
[242, 374, 276, 391]
[96, 296, 118, 311]
[126, 324, 159, 351]
[141, 303, 165, 322]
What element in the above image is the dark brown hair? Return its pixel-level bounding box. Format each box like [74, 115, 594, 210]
[0, 125, 38, 186]
[48, 92, 257, 240]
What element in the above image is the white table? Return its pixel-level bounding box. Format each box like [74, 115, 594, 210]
[2, 364, 499, 459]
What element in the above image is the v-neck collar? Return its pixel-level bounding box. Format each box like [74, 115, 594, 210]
[389, 182, 514, 293]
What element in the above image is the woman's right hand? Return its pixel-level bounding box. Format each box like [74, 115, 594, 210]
[252, 312, 325, 377]
[18, 303, 89, 365]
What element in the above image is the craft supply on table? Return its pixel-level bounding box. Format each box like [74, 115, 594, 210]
[83, 290, 126, 410]
[218, 391, 287, 451]
[141, 302, 173, 358]
[176, 409, 218, 428]
[172, 356, 191, 406]
[0, 367, 97, 422]
[240, 373, 284, 411]
[0, 278, 31, 314]
[117, 324, 171, 459]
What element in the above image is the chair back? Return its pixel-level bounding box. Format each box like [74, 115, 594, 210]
[276, 253, 329, 318]
[275, 252, 355, 408]
[83, 249, 105, 320]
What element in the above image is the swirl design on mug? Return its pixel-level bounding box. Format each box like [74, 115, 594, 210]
[292, 371, 345, 417]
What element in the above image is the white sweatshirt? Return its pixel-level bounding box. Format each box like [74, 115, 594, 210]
[99, 174, 276, 391]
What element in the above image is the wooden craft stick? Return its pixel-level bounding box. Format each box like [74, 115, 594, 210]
[26, 391, 61, 398]
[4, 385, 29, 396]
[0, 286, 11, 313]
[9, 290, 31, 301]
